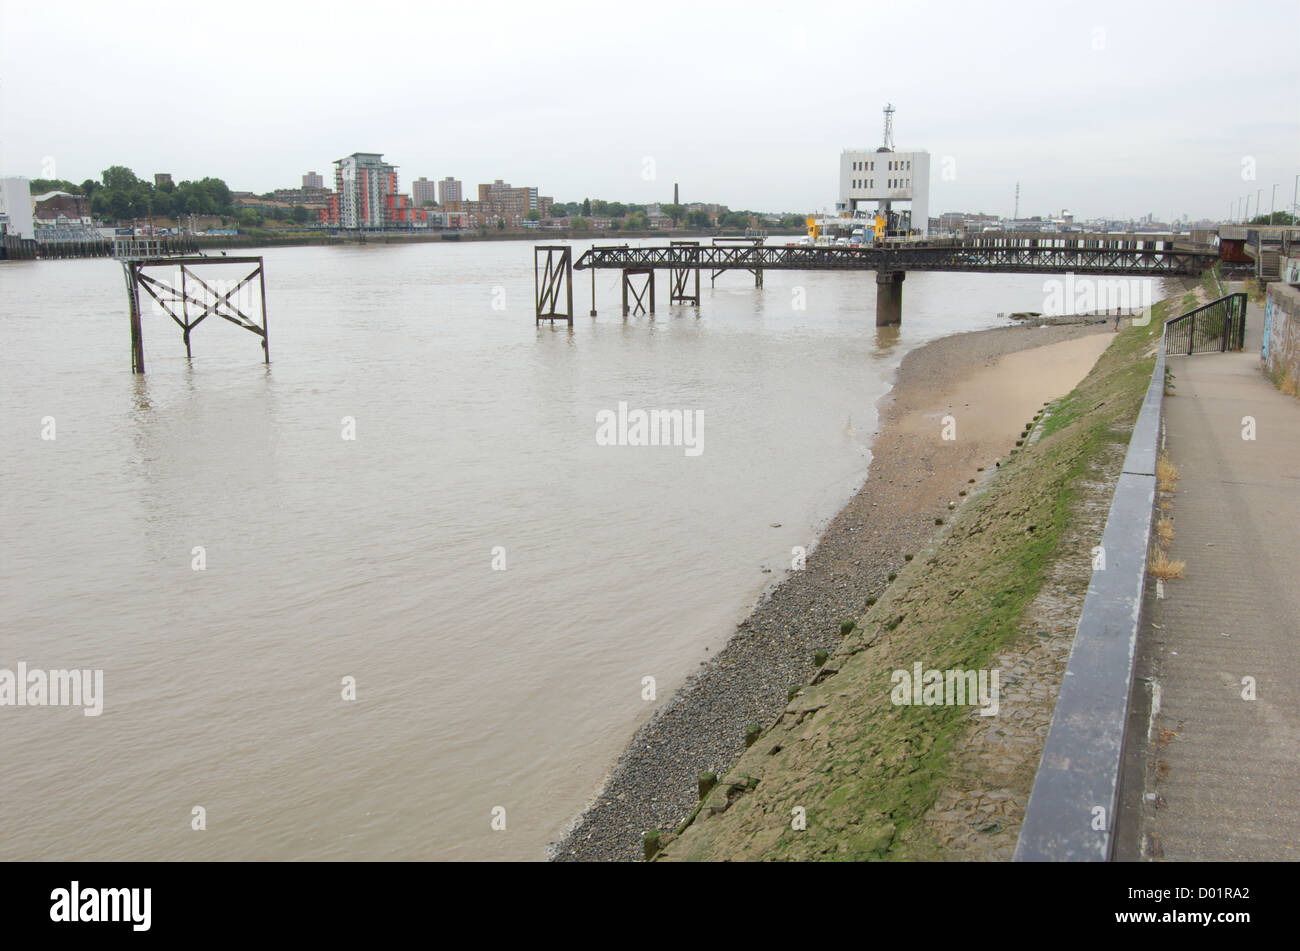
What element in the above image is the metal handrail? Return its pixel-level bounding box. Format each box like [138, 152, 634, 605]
[1163, 292, 1247, 354]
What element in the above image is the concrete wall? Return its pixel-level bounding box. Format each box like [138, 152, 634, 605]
[1262, 282, 1300, 394]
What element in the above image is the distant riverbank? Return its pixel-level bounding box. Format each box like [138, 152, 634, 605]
[193, 227, 769, 253]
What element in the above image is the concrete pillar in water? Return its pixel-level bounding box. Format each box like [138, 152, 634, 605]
[876, 269, 905, 326]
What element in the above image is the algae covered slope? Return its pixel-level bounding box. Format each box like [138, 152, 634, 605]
[656, 299, 1174, 862]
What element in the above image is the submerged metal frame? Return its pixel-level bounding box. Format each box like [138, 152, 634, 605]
[621, 268, 655, 316]
[534, 245, 574, 325]
[122, 255, 269, 373]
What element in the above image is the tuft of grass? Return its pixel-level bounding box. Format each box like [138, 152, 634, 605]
[840, 619, 856, 636]
[1156, 517, 1175, 547]
[813, 650, 829, 667]
[1149, 547, 1186, 580]
[904, 553, 914, 561]
[1156, 451, 1179, 492]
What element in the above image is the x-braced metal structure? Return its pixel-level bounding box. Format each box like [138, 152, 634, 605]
[122, 255, 269, 373]
[534, 245, 574, 325]
[621, 268, 655, 316]
[669, 241, 700, 305]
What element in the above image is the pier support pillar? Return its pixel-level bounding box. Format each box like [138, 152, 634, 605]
[622, 268, 655, 316]
[534, 245, 574, 326]
[669, 241, 700, 305]
[876, 269, 905, 326]
[123, 265, 146, 373]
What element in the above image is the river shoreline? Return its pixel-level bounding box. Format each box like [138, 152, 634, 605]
[551, 318, 1115, 861]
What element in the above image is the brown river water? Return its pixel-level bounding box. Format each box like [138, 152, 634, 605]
[0, 237, 1165, 859]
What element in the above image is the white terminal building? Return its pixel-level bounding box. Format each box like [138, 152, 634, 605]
[836, 105, 930, 236]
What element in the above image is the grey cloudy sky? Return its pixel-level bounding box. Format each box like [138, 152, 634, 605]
[2, 0, 1296, 220]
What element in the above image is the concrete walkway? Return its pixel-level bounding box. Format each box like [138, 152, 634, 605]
[1138, 292, 1300, 860]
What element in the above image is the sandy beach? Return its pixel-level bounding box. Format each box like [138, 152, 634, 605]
[553, 319, 1116, 861]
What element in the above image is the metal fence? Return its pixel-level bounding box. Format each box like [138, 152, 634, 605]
[1163, 292, 1247, 354]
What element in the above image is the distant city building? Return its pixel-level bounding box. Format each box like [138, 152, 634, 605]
[32, 190, 91, 223]
[331, 152, 399, 229]
[303, 171, 324, 189]
[268, 185, 332, 208]
[439, 176, 462, 205]
[0, 177, 34, 238]
[412, 177, 438, 206]
[154, 173, 173, 189]
[938, 211, 1002, 234]
[462, 179, 553, 227]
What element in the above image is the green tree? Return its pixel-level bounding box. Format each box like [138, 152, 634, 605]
[662, 203, 684, 227]
[581, 197, 591, 216]
[30, 178, 83, 195]
[101, 165, 140, 191]
[571, 217, 591, 230]
[526, 210, 540, 221]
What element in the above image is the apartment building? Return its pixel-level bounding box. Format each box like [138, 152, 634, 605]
[331, 152, 399, 230]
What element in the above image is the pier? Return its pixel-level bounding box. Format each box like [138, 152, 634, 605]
[536, 233, 1217, 328]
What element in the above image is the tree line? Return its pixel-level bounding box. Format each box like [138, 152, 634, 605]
[30, 166, 235, 221]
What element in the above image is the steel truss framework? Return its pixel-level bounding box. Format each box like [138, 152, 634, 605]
[122, 255, 269, 373]
[574, 234, 1216, 277]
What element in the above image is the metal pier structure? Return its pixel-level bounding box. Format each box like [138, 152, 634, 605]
[115, 239, 269, 373]
[534, 233, 1217, 327]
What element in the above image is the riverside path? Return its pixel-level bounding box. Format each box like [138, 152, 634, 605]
[1128, 288, 1300, 860]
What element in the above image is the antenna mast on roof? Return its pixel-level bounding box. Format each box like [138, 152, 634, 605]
[882, 103, 895, 150]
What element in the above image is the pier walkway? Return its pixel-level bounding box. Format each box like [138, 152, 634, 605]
[1135, 291, 1300, 860]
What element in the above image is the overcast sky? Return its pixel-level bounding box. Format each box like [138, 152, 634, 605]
[2, 0, 1296, 221]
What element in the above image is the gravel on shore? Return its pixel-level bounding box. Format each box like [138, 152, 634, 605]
[550, 321, 1112, 862]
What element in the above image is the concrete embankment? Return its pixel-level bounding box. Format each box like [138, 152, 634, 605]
[649, 291, 1190, 862]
